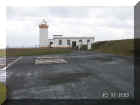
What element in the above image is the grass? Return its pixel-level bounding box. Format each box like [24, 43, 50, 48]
[0, 82, 7, 104]
[6, 47, 72, 57]
[91, 39, 136, 56]
[0, 50, 5, 57]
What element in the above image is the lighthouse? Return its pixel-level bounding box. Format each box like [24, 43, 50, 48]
[39, 19, 49, 47]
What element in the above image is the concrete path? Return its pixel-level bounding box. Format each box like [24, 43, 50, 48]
[0, 57, 21, 83]
[0, 57, 6, 83]
[6, 51, 134, 99]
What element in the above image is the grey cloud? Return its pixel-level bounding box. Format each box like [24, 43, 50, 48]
[7, 7, 89, 20]
[7, 7, 134, 47]
[92, 7, 133, 20]
[8, 7, 133, 20]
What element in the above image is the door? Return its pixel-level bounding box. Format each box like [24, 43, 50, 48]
[72, 41, 76, 48]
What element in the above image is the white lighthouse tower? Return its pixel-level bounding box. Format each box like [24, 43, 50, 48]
[39, 19, 49, 47]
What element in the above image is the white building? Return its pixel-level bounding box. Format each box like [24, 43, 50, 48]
[39, 19, 95, 50]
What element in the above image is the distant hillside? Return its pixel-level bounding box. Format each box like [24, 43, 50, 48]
[92, 39, 136, 56]
[0, 50, 5, 57]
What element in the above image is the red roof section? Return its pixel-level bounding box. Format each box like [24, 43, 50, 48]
[39, 24, 48, 29]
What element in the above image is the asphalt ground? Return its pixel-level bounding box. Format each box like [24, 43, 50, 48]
[6, 51, 134, 100]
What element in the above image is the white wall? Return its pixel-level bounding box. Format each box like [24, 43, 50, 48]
[49, 37, 94, 49]
[39, 28, 49, 47]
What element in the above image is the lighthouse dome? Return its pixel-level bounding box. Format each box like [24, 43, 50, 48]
[39, 19, 48, 28]
[41, 19, 47, 24]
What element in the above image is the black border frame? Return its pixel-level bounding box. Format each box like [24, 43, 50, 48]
[4, 2, 140, 105]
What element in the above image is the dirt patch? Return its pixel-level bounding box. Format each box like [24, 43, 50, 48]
[40, 72, 92, 85]
[90, 57, 113, 62]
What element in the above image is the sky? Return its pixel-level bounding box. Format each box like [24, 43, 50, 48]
[0, 6, 6, 49]
[0, 0, 139, 48]
[7, 7, 134, 48]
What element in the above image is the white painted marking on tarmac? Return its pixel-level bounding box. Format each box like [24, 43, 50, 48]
[6, 56, 23, 69]
[0, 56, 23, 70]
[0, 56, 22, 83]
[0, 67, 6, 71]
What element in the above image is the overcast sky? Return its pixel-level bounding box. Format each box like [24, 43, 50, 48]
[7, 6, 134, 47]
[0, 6, 6, 49]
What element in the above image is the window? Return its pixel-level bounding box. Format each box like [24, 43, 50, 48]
[79, 40, 82, 43]
[59, 40, 62, 45]
[67, 40, 70, 45]
[87, 40, 90, 43]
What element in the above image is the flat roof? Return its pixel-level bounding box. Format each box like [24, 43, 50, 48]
[53, 36, 94, 39]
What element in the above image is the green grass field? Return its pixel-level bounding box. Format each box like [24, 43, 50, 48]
[0, 50, 5, 57]
[6, 48, 72, 57]
[92, 39, 136, 56]
[0, 83, 7, 104]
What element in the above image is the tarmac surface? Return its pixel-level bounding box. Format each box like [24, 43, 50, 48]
[6, 51, 134, 100]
